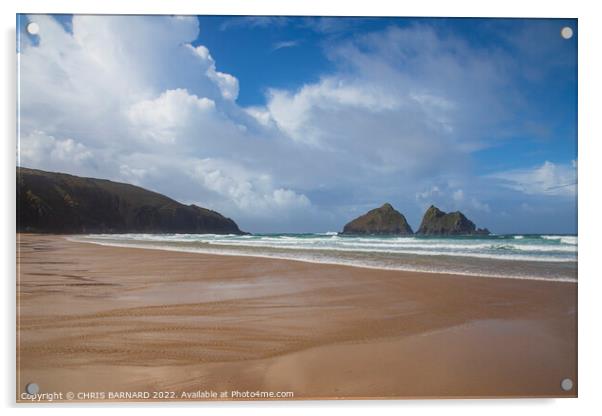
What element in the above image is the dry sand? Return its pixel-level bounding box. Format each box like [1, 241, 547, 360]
[16, 234, 577, 401]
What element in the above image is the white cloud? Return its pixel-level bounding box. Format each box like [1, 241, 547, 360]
[272, 40, 301, 51]
[452, 189, 465, 202]
[489, 161, 577, 197]
[266, 78, 400, 147]
[188, 45, 239, 100]
[416, 186, 442, 201]
[416, 184, 490, 215]
[119, 164, 151, 184]
[51, 138, 93, 163]
[469, 197, 491, 213]
[19, 130, 93, 167]
[219, 16, 289, 31]
[189, 158, 311, 217]
[244, 106, 274, 127]
[127, 89, 215, 144]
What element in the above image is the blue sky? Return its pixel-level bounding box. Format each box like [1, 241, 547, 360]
[18, 15, 577, 233]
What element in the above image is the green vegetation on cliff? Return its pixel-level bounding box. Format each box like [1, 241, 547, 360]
[416, 205, 490, 235]
[341, 203, 414, 235]
[17, 167, 244, 234]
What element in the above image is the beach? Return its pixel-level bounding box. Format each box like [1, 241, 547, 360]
[17, 233, 577, 401]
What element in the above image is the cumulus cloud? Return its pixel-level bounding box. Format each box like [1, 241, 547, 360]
[187, 45, 239, 100]
[19, 130, 93, 167]
[127, 89, 215, 144]
[266, 78, 400, 147]
[189, 158, 310, 216]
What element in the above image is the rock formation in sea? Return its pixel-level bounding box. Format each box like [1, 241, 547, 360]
[17, 167, 245, 234]
[416, 205, 490, 235]
[341, 203, 414, 235]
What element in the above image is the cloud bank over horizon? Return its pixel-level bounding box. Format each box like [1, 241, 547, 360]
[18, 15, 577, 233]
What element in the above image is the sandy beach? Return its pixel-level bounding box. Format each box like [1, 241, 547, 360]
[16, 234, 577, 401]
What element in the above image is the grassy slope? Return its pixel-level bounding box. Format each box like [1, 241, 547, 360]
[17, 167, 243, 234]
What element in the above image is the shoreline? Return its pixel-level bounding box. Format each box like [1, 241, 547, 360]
[17, 234, 577, 400]
[67, 235, 578, 283]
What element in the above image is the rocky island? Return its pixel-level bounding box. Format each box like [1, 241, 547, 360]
[416, 205, 490, 236]
[17, 167, 245, 234]
[340, 203, 414, 235]
[340, 203, 490, 236]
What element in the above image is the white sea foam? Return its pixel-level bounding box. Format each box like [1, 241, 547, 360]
[67, 236, 577, 283]
[541, 235, 577, 245]
[197, 240, 576, 255]
[86, 233, 577, 255]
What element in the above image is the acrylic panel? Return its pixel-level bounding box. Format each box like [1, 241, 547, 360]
[16, 14, 578, 402]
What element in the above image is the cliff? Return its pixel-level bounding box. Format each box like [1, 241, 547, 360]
[341, 203, 414, 235]
[17, 167, 244, 234]
[416, 205, 490, 236]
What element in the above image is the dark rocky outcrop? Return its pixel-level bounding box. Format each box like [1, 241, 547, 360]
[416, 205, 490, 236]
[341, 203, 414, 235]
[17, 167, 245, 234]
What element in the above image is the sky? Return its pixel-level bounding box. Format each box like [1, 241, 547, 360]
[17, 15, 578, 234]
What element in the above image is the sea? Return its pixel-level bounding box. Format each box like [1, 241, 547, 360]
[71, 233, 578, 283]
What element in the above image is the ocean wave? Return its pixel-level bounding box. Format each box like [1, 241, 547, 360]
[75, 236, 576, 263]
[68, 237, 577, 283]
[82, 233, 578, 256]
[89, 233, 578, 246]
[199, 239, 577, 254]
[541, 235, 577, 245]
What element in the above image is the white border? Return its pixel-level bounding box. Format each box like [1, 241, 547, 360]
[4, 0, 585, 17]
[2, 0, 601, 414]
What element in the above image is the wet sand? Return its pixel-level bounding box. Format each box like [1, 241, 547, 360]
[16, 234, 577, 401]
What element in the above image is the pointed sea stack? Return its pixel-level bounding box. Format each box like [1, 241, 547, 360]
[416, 205, 490, 236]
[341, 203, 414, 235]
